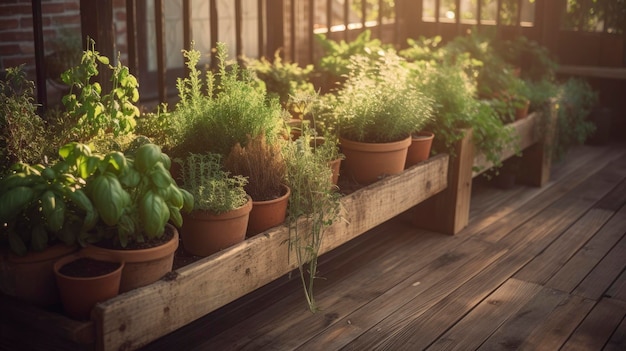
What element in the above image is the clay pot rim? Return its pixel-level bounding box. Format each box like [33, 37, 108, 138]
[411, 131, 435, 141]
[340, 135, 412, 153]
[53, 253, 125, 282]
[82, 224, 179, 263]
[252, 184, 291, 205]
[183, 195, 253, 221]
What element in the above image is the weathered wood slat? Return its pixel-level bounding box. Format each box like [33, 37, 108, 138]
[92, 154, 449, 351]
[572, 222, 626, 300]
[201, 225, 475, 350]
[514, 208, 614, 285]
[561, 298, 626, 351]
[516, 295, 596, 351]
[603, 311, 626, 351]
[478, 285, 568, 351]
[545, 205, 626, 294]
[427, 279, 544, 351]
[296, 240, 507, 351]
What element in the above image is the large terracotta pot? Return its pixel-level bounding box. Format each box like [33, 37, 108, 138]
[181, 196, 252, 256]
[1, 244, 77, 306]
[406, 131, 434, 168]
[81, 224, 179, 293]
[248, 184, 291, 236]
[53, 252, 123, 320]
[339, 135, 412, 185]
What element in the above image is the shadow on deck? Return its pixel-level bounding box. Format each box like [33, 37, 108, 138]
[142, 142, 626, 350]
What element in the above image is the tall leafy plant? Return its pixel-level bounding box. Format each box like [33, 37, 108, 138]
[284, 133, 341, 312]
[61, 39, 140, 142]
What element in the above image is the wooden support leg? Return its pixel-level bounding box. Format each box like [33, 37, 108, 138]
[414, 129, 474, 235]
[518, 103, 557, 187]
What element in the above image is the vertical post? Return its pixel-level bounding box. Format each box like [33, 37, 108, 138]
[31, 0, 47, 114]
[518, 102, 557, 187]
[183, 0, 192, 52]
[309, 0, 315, 64]
[414, 129, 475, 235]
[80, 0, 114, 93]
[266, 0, 284, 59]
[537, 0, 564, 55]
[258, 0, 264, 58]
[126, 0, 138, 76]
[154, 0, 166, 103]
[210, 0, 218, 67]
[235, 0, 243, 61]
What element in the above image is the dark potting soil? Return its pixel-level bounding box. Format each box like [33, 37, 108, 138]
[59, 258, 121, 278]
[93, 226, 175, 250]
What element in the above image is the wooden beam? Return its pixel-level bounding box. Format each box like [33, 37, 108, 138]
[414, 128, 475, 235]
[93, 155, 449, 350]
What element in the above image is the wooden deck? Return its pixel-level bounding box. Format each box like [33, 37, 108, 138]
[140, 142, 626, 351]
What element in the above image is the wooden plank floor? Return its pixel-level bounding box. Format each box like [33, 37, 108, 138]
[138, 142, 626, 351]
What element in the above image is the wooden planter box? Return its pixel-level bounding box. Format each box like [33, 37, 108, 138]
[415, 110, 556, 235]
[2, 153, 450, 351]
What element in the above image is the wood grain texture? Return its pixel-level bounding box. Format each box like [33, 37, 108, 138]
[560, 297, 626, 351]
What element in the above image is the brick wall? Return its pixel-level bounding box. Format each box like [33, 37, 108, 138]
[0, 0, 81, 80]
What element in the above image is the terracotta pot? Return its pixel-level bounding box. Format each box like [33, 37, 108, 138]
[81, 224, 179, 293]
[248, 184, 291, 236]
[53, 253, 123, 320]
[515, 99, 530, 120]
[329, 158, 342, 185]
[339, 135, 411, 185]
[406, 132, 434, 168]
[1, 244, 77, 306]
[181, 196, 252, 256]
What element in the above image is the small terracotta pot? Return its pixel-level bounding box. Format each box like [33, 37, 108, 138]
[339, 135, 411, 185]
[2, 244, 77, 306]
[406, 132, 434, 168]
[515, 100, 530, 120]
[181, 196, 252, 256]
[329, 158, 342, 185]
[54, 253, 123, 320]
[81, 224, 179, 293]
[248, 184, 291, 236]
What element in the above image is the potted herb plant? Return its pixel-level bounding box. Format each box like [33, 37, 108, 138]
[224, 135, 289, 236]
[53, 251, 124, 320]
[177, 153, 251, 257]
[79, 142, 194, 293]
[0, 143, 97, 306]
[334, 50, 433, 184]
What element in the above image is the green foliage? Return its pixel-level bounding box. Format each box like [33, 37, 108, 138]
[0, 144, 97, 255]
[245, 50, 315, 111]
[0, 66, 49, 174]
[284, 132, 341, 313]
[75, 142, 193, 247]
[553, 78, 598, 161]
[176, 153, 248, 214]
[61, 39, 139, 142]
[494, 35, 558, 82]
[173, 43, 283, 157]
[315, 30, 388, 87]
[334, 50, 433, 143]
